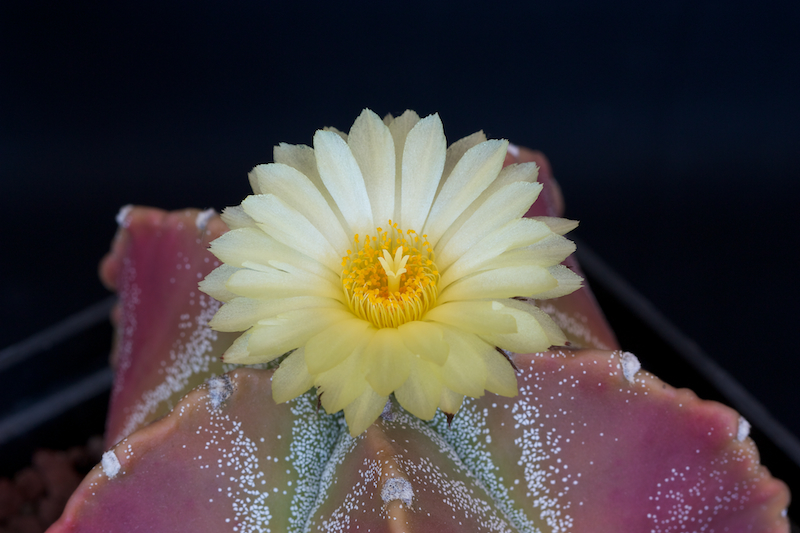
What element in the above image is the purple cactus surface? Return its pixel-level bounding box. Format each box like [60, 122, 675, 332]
[47, 151, 789, 532]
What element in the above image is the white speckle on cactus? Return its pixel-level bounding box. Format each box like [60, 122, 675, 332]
[381, 476, 414, 506]
[195, 208, 216, 231]
[207, 375, 234, 409]
[644, 457, 754, 531]
[428, 403, 543, 533]
[737, 416, 751, 442]
[101, 450, 121, 479]
[115, 204, 133, 228]
[620, 352, 641, 383]
[286, 393, 343, 531]
[112, 289, 223, 443]
[195, 402, 272, 530]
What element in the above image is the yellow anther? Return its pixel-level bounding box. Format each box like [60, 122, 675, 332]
[341, 221, 439, 328]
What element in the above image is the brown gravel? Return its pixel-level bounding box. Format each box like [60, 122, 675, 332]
[0, 437, 103, 533]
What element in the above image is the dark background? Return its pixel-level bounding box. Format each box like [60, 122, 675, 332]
[2, 0, 798, 441]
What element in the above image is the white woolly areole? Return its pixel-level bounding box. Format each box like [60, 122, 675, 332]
[207, 375, 234, 410]
[381, 477, 414, 507]
[737, 416, 751, 442]
[101, 450, 121, 479]
[195, 208, 216, 231]
[115, 204, 133, 228]
[620, 351, 641, 383]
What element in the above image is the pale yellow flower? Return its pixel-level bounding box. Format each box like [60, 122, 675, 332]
[199, 109, 582, 435]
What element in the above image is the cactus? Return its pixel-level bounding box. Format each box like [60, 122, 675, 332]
[47, 148, 789, 532]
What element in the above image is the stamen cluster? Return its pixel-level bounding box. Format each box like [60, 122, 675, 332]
[341, 221, 439, 328]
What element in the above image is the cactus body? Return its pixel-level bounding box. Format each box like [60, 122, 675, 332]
[48, 150, 789, 532]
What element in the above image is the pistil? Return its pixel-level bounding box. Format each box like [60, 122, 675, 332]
[378, 247, 409, 294]
[341, 222, 439, 328]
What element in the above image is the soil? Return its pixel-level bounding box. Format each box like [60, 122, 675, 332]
[0, 437, 103, 533]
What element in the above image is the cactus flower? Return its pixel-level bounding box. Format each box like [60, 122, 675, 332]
[199, 109, 582, 435]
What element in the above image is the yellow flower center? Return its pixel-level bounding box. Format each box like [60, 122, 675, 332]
[341, 221, 439, 328]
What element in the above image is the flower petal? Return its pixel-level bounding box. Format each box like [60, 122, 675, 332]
[438, 264, 558, 304]
[348, 109, 396, 228]
[304, 318, 373, 374]
[530, 216, 579, 235]
[343, 387, 388, 436]
[496, 160, 540, 185]
[439, 218, 556, 290]
[225, 265, 342, 301]
[482, 349, 518, 397]
[210, 227, 337, 284]
[315, 338, 373, 414]
[242, 194, 341, 272]
[271, 348, 315, 403]
[220, 205, 256, 230]
[210, 296, 340, 332]
[478, 298, 566, 353]
[273, 142, 316, 176]
[397, 320, 449, 366]
[387, 110, 421, 217]
[236, 307, 352, 364]
[394, 357, 442, 420]
[221, 330, 252, 362]
[439, 387, 464, 415]
[324, 125, 348, 141]
[482, 235, 576, 269]
[313, 130, 373, 235]
[386, 110, 421, 146]
[435, 162, 540, 253]
[529, 264, 583, 300]
[442, 130, 487, 184]
[273, 142, 351, 232]
[424, 301, 518, 335]
[436, 181, 543, 270]
[247, 170, 261, 194]
[399, 114, 446, 231]
[198, 264, 240, 302]
[439, 326, 488, 397]
[423, 139, 508, 247]
[363, 328, 413, 396]
[250, 163, 350, 254]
